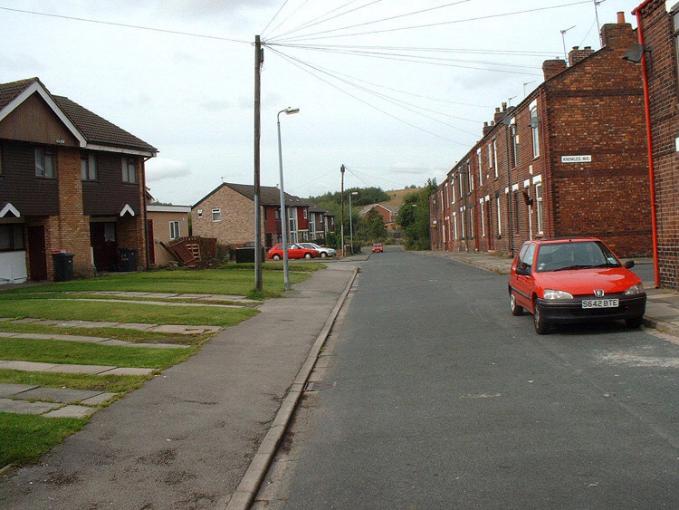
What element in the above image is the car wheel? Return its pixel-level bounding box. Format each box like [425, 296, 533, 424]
[305, 253, 312, 259]
[625, 317, 643, 329]
[533, 302, 550, 335]
[273, 254, 281, 261]
[510, 291, 523, 316]
[321, 252, 327, 258]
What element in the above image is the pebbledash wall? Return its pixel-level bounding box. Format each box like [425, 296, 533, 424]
[635, 0, 679, 288]
[430, 13, 651, 259]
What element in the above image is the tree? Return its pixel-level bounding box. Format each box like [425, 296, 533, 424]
[397, 178, 437, 250]
[358, 209, 387, 241]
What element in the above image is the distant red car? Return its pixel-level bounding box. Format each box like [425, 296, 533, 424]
[267, 243, 319, 261]
[508, 238, 646, 334]
[372, 243, 384, 253]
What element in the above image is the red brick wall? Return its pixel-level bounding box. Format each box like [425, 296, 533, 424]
[638, 0, 679, 287]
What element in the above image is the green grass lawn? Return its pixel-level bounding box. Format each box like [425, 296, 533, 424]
[0, 299, 258, 327]
[1, 267, 314, 298]
[0, 413, 87, 466]
[0, 339, 194, 368]
[0, 369, 149, 393]
[0, 321, 206, 345]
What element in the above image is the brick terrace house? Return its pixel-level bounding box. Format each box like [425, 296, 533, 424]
[146, 202, 191, 267]
[191, 182, 311, 249]
[0, 78, 156, 283]
[308, 205, 335, 242]
[430, 14, 651, 258]
[633, 0, 679, 288]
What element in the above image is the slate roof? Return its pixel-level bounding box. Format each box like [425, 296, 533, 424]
[193, 182, 309, 208]
[0, 77, 157, 154]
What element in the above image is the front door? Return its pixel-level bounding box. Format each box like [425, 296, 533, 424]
[27, 226, 47, 281]
[90, 222, 118, 272]
[485, 202, 494, 250]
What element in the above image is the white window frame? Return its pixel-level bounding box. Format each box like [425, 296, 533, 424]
[451, 176, 456, 203]
[535, 182, 544, 235]
[211, 208, 222, 222]
[467, 161, 473, 192]
[35, 147, 56, 178]
[460, 207, 466, 239]
[81, 154, 97, 181]
[477, 148, 483, 186]
[458, 171, 464, 198]
[169, 220, 180, 240]
[453, 212, 458, 240]
[480, 200, 485, 237]
[496, 196, 502, 236]
[531, 104, 540, 159]
[492, 138, 499, 178]
[510, 122, 519, 168]
[487, 144, 493, 169]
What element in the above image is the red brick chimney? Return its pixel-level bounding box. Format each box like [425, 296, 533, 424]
[483, 121, 492, 136]
[568, 45, 595, 66]
[493, 107, 504, 123]
[600, 11, 635, 49]
[542, 59, 567, 80]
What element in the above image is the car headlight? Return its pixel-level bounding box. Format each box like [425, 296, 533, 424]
[543, 289, 574, 300]
[625, 283, 644, 296]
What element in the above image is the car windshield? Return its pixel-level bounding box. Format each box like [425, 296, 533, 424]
[536, 241, 620, 272]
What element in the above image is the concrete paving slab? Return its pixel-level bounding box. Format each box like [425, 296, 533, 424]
[0, 360, 58, 371]
[0, 332, 107, 343]
[10, 318, 42, 324]
[55, 298, 245, 309]
[99, 367, 155, 376]
[79, 392, 117, 406]
[0, 332, 18, 338]
[44, 363, 117, 375]
[14, 387, 101, 404]
[107, 322, 155, 331]
[55, 320, 119, 328]
[43, 405, 96, 419]
[0, 383, 38, 397]
[0, 398, 60, 415]
[98, 339, 189, 350]
[150, 324, 221, 335]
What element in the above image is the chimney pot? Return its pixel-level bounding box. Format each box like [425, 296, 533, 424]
[501, 101, 507, 111]
[495, 107, 500, 113]
[617, 11, 625, 24]
[572, 46, 579, 50]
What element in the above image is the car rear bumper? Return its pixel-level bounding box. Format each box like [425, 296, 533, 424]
[536, 294, 646, 323]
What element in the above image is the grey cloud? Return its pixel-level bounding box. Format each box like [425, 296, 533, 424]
[146, 158, 192, 182]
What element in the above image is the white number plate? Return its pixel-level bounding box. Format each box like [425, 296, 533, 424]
[582, 299, 619, 309]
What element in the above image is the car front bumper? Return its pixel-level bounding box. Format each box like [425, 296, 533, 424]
[536, 294, 646, 323]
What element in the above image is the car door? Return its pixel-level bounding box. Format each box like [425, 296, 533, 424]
[514, 242, 536, 309]
[288, 244, 302, 259]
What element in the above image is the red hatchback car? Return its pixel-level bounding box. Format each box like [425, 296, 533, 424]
[508, 238, 646, 334]
[372, 243, 384, 253]
[267, 243, 318, 261]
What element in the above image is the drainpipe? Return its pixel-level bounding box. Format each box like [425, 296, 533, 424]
[632, 2, 660, 288]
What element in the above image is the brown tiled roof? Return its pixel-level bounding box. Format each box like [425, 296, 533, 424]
[0, 77, 156, 154]
[193, 182, 309, 208]
[309, 204, 329, 213]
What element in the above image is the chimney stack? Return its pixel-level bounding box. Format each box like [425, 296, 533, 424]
[601, 11, 634, 49]
[542, 59, 567, 80]
[493, 107, 504, 123]
[568, 45, 595, 66]
[483, 121, 492, 136]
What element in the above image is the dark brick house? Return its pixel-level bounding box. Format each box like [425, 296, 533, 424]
[633, 0, 679, 288]
[0, 78, 156, 283]
[430, 13, 651, 258]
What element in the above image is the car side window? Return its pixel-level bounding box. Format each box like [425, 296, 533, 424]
[518, 243, 528, 261]
[521, 244, 535, 269]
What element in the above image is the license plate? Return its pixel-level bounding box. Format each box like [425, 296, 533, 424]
[582, 299, 619, 309]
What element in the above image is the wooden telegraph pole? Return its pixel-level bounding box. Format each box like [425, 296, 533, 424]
[340, 164, 345, 257]
[254, 35, 264, 291]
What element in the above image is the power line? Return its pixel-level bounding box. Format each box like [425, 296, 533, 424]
[267, 0, 312, 38]
[275, 1, 592, 42]
[261, 0, 291, 36]
[267, 0, 382, 41]
[269, 47, 469, 145]
[0, 6, 250, 44]
[270, 0, 472, 42]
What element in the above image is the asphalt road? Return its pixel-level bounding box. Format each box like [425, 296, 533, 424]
[270, 249, 679, 509]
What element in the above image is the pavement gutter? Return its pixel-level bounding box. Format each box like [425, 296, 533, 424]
[225, 267, 359, 510]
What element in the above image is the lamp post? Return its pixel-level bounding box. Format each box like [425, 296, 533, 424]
[349, 191, 358, 253]
[277, 107, 300, 291]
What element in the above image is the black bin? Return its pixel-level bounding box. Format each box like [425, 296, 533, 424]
[235, 247, 256, 263]
[52, 252, 74, 282]
[118, 249, 138, 272]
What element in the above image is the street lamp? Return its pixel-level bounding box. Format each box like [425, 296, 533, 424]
[349, 191, 358, 254]
[277, 107, 300, 291]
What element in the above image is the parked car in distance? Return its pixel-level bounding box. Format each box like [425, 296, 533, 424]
[299, 242, 336, 258]
[372, 243, 384, 254]
[267, 243, 319, 261]
[508, 238, 646, 334]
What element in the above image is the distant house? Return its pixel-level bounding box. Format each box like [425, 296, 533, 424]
[0, 77, 156, 283]
[146, 203, 191, 266]
[191, 182, 310, 249]
[309, 205, 336, 242]
[359, 203, 399, 231]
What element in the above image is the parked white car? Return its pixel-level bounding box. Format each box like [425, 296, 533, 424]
[300, 243, 336, 258]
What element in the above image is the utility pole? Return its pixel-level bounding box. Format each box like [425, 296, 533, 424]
[340, 164, 345, 257]
[253, 35, 263, 292]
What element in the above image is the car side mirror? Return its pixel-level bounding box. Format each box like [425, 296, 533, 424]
[624, 260, 635, 269]
[517, 263, 530, 276]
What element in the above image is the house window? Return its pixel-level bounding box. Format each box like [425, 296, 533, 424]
[531, 105, 540, 159]
[453, 213, 458, 240]
[80, 154, 97, 181]
[274, 208, 280, 220]
[467, 161, 473, 192]
[469, 206, 475, 239]
[513, 191, 520, 233]
[35, 147, 56, 178]
[197, 209, 203, 217]
[535, 183, 544, 234]
[122, 157, 137, 183]
[0, 225, 25, 251]
[212, 208, 221, 222]
[104, 223, 116, 242]
[460, 208, 466, 239]
[451, 176, 456, 203]
[487, 144, 493, 170]
[477, 148, 483, 186]
[496, 196, 502, 236]
[480, 203, 485, 238]
[303, 208, 308, 219]
[510, 124, 519, 168]
[492, 138, 499, 178]
[458, 172, 464, 198]
[169, 220, 180, 240]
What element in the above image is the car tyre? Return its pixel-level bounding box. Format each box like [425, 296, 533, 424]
[533, 302, 550, 335]
[321, 252, 327, 258]
[272, 254, 281, 261]
[510, 291, 523, 316]
[305, 253, 312, 259]
[625, 317, 643, 329]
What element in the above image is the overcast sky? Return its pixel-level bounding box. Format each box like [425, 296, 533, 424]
[2, 0, 640, 204]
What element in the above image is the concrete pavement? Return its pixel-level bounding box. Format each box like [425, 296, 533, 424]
[0, 265, 356, 510]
